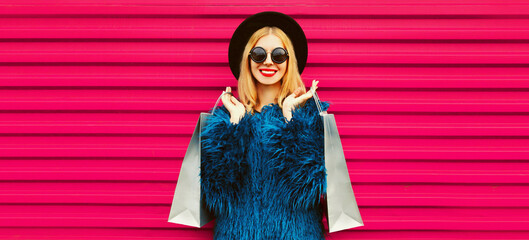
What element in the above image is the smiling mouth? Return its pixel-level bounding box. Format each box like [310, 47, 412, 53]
[260, 69, 277, 77]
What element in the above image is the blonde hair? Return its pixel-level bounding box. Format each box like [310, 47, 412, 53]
[237, 26, 307, 114]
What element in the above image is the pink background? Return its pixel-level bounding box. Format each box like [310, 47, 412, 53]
[1, 0, 529, 239]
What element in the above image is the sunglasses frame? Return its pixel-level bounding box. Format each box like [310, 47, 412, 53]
[248, 46, 289, 64]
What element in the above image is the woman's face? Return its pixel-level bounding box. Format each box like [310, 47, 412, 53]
[250, 34, 287, 86]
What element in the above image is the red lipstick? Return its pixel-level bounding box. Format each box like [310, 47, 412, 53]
[259, 68, 277, 77]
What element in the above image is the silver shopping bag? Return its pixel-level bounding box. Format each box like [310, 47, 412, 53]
[311, 87, 364, 233]
[168, 92, 227, 227]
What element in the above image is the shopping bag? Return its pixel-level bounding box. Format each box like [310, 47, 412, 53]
[168, 92, 227, 227]
[311, 87, 364, 233]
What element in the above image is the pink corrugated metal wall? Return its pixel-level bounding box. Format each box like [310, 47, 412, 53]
[1, 0, 529, 239]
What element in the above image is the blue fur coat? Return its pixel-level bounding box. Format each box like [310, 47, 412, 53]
[200, 97, 331, 240]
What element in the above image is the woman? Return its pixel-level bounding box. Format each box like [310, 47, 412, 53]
[200, 11, 331, 240]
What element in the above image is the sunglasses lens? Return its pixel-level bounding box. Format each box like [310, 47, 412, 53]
[250, 47, 266, 63]
[272, 48, 288, 63]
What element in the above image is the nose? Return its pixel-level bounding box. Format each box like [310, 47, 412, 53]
[263, 52, 273, 65]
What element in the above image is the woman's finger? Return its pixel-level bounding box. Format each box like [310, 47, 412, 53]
[299, 91, 313, 102]
[222, 87, 230, 99]
[312, 80, 318, 89]
[311, 80, 319, 93]
[230, 96, 239, 105]
[286, 89, 297, 101]
[222, 92, 233, 108]
[232, 96, 242, 104]
[232, 96, 241, 106]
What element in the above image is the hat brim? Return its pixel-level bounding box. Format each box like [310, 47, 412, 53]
[228, 11, 308, 80]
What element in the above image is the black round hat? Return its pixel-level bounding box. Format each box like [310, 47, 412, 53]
[228, 11, 308, 80]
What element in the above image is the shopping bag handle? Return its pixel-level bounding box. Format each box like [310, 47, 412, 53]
[211, 90, 233, 115]
[310, 86, 326, 116]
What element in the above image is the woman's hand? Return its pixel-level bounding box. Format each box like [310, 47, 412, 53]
[222, 87, 246, 124]
[282, 80, 319, 122]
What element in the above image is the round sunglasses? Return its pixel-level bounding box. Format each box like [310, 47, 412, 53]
[248, 46, 289, 64]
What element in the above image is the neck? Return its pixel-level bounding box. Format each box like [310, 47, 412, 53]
[256, 80, 281, 111]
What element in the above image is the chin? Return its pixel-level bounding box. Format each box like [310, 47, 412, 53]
[258, 79, 281, 85]
[254, 75, 283, 85]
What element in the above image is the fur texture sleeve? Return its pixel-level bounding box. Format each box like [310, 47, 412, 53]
[199, 105, 251, 216]
[263, 97, 331, 210]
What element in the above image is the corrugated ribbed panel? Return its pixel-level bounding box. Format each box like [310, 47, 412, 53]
[1, 0, 529, 239]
